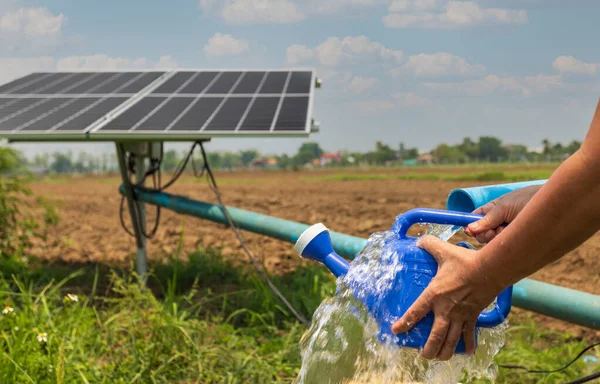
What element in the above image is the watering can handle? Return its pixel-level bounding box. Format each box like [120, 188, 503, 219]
[397, 208, 513, 328]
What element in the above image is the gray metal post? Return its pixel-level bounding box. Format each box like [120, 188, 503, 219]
[135, 155, 148, 279]
[115, 143, 148, 282]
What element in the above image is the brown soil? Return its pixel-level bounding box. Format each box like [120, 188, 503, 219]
[28, 170, 600, 341]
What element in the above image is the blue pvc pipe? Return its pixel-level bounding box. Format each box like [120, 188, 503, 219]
[446, 180, 547, 212]
[119, 185, 366, 260]
[121, 185, 600, 331]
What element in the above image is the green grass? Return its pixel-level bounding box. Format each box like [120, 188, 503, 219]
[303, 170, 554, 183]
[0, 251, 597, 383]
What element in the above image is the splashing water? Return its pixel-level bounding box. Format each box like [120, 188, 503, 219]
[295, 224, 508, 384]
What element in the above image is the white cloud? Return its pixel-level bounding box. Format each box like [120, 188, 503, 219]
[347, 76, 379, 94]
[286, 35, 403, 67]
[352, 91, 431, 113]
[384, 1, 527, 29]
[308, 0, 388, 14]
[0, 56, 54, 84]
[391, 52, 485, 77]
[155, 55, 179, 69]
[523, 74, 563, 93]
[200, 0, 304, 24]
[204, 33, 250, 56]
[56, 55, 149, 70]
[0, 6, 65, 53]
[352, 99, 396, 113]
[286, 44, 315, 64]
[552, 55, 600, 76]
[392, 91, 431, 107]
[389, 0, 444, 12]
[424, 73, 562, 97]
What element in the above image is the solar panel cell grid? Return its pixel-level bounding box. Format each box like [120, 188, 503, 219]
[15, 73, 73, 94]
[55, 97, 129, 131]
[0, 69, 315, 138]
[274, 96, 309, 131]
[19, 98, 100, 131]
[151, 72, 196, 94]
[39, 73, 96, 94]
[178, 72, 219, 94]
[65, 72, 119, 94]
[206, 72, 243, 94]
[100, 97, 165, 131]
[205, 97, 251, 131]
[89, 72, 141, 94]
[170, 97, 222, 131]
[135, 97, 195, 131]
[232, 72, 265, 94]
[239, 97, 279, 131]
[0, 73, 49, 94]
[286, 71, 312, 94]
[0, 98, 67, 131]
[260, 72, 288, 94]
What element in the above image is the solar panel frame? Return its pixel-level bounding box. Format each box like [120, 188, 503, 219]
[0, 68, 318, 141]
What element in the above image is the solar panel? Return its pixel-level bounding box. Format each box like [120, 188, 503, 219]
[0, 69, 318, 141]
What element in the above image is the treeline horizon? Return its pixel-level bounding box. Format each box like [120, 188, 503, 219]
[12, 135, 581, 174]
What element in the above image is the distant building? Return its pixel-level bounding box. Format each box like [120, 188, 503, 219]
[418, 154, 434, 165]
[319, 152, 341, 166]
[27, 165, 49, 176]
[250, 157, 278, 169]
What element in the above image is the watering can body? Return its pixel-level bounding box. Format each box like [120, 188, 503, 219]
[295, 208, 513, 354]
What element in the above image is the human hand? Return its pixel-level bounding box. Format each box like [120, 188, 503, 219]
[464, 185, 542, 244]
[390, 235, 504, 361]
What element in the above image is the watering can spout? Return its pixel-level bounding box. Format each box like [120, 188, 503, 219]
[294, 224, 350, 278]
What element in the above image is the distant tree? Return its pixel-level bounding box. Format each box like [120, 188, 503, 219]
[366, 142, 396, 165]
[478, 136, 508, 162]
[459, 137, 479, 161]
[542, 139, 551, 156]
[206, 152, 222, 169]
[221, 152, 240, 170]
[566, 140, 581, 154]
[293, 142, 324, 166]
[404, 148, 419, 159]
[433, 144, 466, 164]
[276, 154, 290, 170]
[50, 152, 73, 174]
[240, 150, 259, 167]
[161, 150, 180, 171]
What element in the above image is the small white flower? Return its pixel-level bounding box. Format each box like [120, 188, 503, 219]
[66, 294, 79, 302]
[37, 332, 47, 343]
[2, 306, 14, 314]
[14, 327, 18, 331]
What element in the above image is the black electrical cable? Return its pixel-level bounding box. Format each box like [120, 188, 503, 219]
[196, 141, 311, 327]
[498, 341, 600, 374]
[119, 151, 164, 240]
[497, 341, 600, 383]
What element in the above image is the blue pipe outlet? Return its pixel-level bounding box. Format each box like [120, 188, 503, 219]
[446, 180, 547, 212]
[120, 185, 600, 331]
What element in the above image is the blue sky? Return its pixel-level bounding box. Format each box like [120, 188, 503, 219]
[1, 0, 599, 157]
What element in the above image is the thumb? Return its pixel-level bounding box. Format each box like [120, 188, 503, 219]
[416, 235, 458, 264]
[467, 206, 505, 234]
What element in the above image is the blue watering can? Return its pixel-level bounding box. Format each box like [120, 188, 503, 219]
[294, 208, 513, 354]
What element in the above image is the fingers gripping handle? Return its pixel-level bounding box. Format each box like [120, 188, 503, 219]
[476, 286, 513, 327]
[395, 208, 485, 239]
[396, 208, 513, 327]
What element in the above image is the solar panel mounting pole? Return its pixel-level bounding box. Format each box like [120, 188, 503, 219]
[115, 142, 148, 283]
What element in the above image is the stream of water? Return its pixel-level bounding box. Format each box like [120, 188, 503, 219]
[294, 224, 508, 384]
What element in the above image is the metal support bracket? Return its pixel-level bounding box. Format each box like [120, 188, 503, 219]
[115, 141, 164, 283]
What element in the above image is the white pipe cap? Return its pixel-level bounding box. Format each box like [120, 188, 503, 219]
[295, 223, 328, 257]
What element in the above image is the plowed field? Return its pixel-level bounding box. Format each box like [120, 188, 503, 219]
[28, 168, 600, 340]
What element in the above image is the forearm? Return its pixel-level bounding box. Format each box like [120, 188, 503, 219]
[475, 148, 600, 289]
